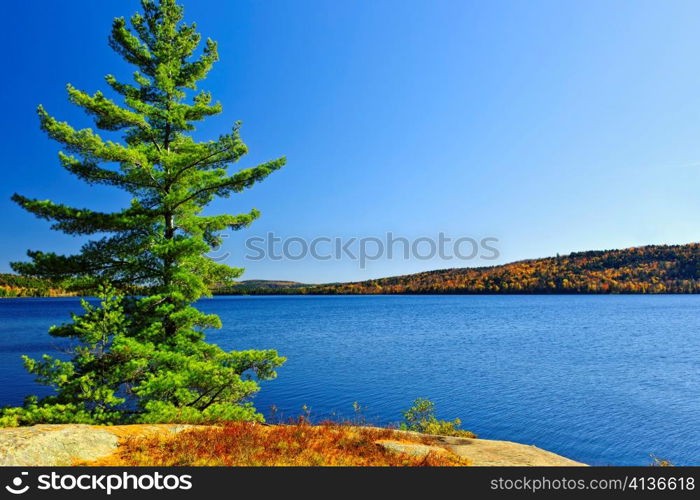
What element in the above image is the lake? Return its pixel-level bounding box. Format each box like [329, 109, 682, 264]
[1, 295, 698, 465]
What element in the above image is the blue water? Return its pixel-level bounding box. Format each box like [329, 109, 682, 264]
[1, 295, 698, 465]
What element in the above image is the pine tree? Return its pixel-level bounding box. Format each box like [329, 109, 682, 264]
[3, 0, 285, 425]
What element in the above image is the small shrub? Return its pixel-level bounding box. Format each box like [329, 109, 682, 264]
[400, 398, 477, 438]
[649, 454, 674, 467]
[351, 401, 368, 425]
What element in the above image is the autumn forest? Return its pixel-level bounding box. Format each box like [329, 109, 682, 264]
[217, 243, 700, 295]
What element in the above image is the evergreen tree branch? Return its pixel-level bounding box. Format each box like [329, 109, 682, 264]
[109, 17, 155, 76]
[58, 153, 156, 191]
[174, 157, 285, 208]
[38, 106, 150, 168]
[11, 194, 157, 235]
[67, 85, 149, 131]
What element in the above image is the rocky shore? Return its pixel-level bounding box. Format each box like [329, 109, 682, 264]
[0, 424, 585, 466]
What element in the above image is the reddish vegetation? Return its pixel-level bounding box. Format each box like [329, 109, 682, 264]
[218, 244, 700, 295]
[92, 421, 470, 466]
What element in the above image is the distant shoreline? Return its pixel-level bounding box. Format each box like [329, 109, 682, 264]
[212, 290, 700, 296]
[4, 290, 700, 299]
[4, 241, 700, 297]
[215, 242, 700, 295]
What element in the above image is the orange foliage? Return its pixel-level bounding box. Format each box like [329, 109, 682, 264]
[265, 243, 700, 295]
[89, 421, 470, 467]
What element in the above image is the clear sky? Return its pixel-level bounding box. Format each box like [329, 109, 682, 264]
[2, 0, 700, 283]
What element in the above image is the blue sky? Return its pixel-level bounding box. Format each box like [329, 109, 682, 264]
[2, 0, 700, 283]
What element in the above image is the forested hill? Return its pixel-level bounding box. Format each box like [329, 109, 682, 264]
[5, 243, 700, 297]
[0, 274, 74, 297]
[216, 243, 700, 295]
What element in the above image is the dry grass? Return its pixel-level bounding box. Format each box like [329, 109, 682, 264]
[89, 420, 470, 466]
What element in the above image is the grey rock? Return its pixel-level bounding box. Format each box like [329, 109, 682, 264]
[0, 425, 119, 466]
[376, 440, 450, 458]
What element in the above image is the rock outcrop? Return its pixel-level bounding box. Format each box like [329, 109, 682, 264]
[0, 424, 196, 466]
[0, 424, 586, 466]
